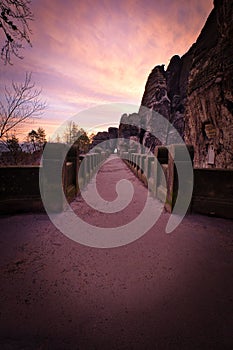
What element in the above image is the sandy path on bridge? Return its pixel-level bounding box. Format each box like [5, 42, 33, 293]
[0, 155, 232, 349]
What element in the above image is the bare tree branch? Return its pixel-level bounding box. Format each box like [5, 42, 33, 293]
[0, 72, 47, 139]
[0, 0, 33, 64]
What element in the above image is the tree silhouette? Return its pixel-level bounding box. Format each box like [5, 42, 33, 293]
[0, 0, 33, 64]
[0, 72, 46, 140]
[60, 121, 90, 153]
[27, 129, 38, 151]
[5, 134, 22, 164]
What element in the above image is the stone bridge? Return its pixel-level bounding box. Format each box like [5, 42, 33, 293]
[0, 146, 233, 349]
[1, 142, 232, 220]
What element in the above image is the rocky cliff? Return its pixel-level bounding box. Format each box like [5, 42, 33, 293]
[138, 0, 233, 168]
[118, 113, 141, 154]
[90, 127, 118, 152]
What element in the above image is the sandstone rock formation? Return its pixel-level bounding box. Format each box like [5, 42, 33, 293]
[90, 127, 118, 153]
[118, 113, 141, 154]
[91, 131, 109, 148]
[108, 127, 118, 151]
[138, 0, 233, 168]
[184, 0, 233, 168]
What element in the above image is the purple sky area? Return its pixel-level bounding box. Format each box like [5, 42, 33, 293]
[0, 0, 213, 139]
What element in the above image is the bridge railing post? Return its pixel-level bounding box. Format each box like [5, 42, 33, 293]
[134, 153, 138, 173]
[93, 153, 97, 172]
[138, 154, 147, 183]
[153, 146, 169, 203]
[130, 153, 135, 171]
[165, 144, 194, 213]
[90, 154, 94, 176]
[127, 149, 136, 167]
[101, 151, 106, 162]
[41, 143, 68, 212]
[66, 145, 80, 196]
[78, 154, 86, 189]
[133, 153, 140, 176]
[144, 155, 155, 190]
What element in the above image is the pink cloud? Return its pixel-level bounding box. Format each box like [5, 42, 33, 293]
[0, 0, 213, 137]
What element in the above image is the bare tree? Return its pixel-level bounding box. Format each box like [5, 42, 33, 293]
[0, 72, 46, 139]
[0, 0, 33, 64]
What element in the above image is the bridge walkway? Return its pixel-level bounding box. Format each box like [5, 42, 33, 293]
[0, 155, 232, 349]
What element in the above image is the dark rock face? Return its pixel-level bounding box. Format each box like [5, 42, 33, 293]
[140, 65, 170, 122]
[90, 128, 119, 153]
[119, 113, 140, 138]
[91, 131, 109, 148]
[139, 0, 233, 168]
[108, 127, 118, 151]
[118, 113, 141, 154]
[184, 0, 233, 168]
[108, 127, 118, 139]
[166, 51, 193, 140]
[139, 50, 193, 151]
[138, 66, 171, 153]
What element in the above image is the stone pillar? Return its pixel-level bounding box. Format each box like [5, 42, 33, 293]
[133, 154, 141, 176]
[80, 154, 90, 187]
[127, 149, 135, 167]
[78, 154, 86, 190]
[97, 152, 101, 167]
[154, 146, 169, 201]
[138, 154, 147, 182]
[66, 145, 79, 195]
[41, 143, 68, 212]
[89, 154, 94, 176]
[146, 156, 156, 194]
[86, 154, 91, 181]
[165, 144, 194, 213]
[101, 151, 106, 162]
[131, 153, 136, 171]
[122, 152, 129, 164]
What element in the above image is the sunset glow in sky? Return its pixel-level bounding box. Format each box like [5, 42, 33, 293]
[0, 0, 213, 139]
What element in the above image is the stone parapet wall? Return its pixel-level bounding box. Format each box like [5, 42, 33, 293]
[122, 144, 233, 219]
[0, 145, 110, 214]
[0, 166, 44, 214]
[192, 168, 233, 219]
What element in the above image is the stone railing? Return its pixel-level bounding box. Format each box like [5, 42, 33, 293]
[0, 165, 43, 214]
[78, 151, 109, 190]
[0, 144, 110, 214]
[123, 144, 233, 219]
[1, 143, 232, 219]
[123, 144, 194, 212]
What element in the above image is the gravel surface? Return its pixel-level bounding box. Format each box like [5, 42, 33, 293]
[0, 156, 232, 349]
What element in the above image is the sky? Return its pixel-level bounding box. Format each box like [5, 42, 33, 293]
[0, 0, 213, 140]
